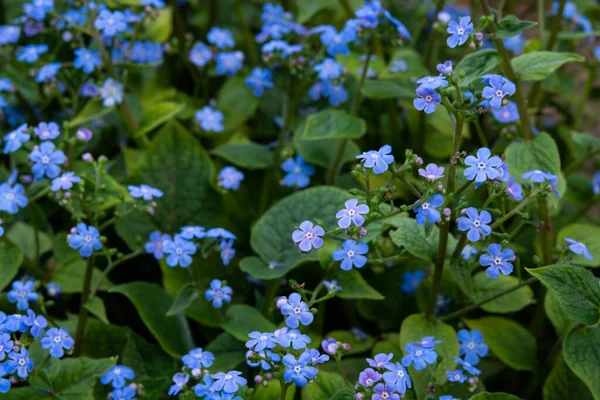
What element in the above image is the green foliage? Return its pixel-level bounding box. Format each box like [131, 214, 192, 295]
[557, 224, 600, 267]
[454, 49, 500, 87]
[389, 219, 457, 262]
[0, 245, 23, 291]
[212, 142, 274, 169]
[302, 110, 367, 141]
[544, 355, 593, 400]
[496, 15, 538, 38]
[222, 305, 276, 342]
[470, 272, 534, 313]
[511, 52, 584, 81]
[563, 324, 600, 399]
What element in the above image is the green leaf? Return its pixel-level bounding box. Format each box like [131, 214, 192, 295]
[464, 317, 536, 371]
[52, 357, 116, 397]
[52, 260, 113, 293]
[239, 256, 287, 280]
[302, 371, 350, 400]
[250, 186, 352, 274]
[389, 219, 457, 262]
[144, 6, 172, 41]
[302, 110, 367, 141]
[527, 264, 600, 325]
[85, 296, 109, 324]
[68, 99, 114, 127]
[254, 381, 296, 400]
[511, 52, 584, 81]
[111, 282, 195, 357]
[563, 324, 600, 399]
[400, 314, 458, 388]
[545, 290, 575, 336]
[166, 282, 200, 316]
[212, 142, 274, 170]
[447, 259, 474, 297]
[470, 272, 534, 313]
[325, 330, 375, 355]
[454, 49, 500, 87]
[135, 101, 185, 138]
[61, 318, 128, 359]
[205, 333, 247, 373]
[6, 222, 52, 260]
[557, 224, 600, 267]
[0, 245, 23, 291]
[335, 269, 385, 300]
[496, 15, 538, 38]
[470, 393, 521, 400]
[222, 305, 277, 342]
[217, 76, 260, 132]
[297, 0, 338, 22]
[361, 79, 416, 100]
[544, 355, 593, 400]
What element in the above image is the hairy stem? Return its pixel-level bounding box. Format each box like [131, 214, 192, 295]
[73, 255, 95, 356]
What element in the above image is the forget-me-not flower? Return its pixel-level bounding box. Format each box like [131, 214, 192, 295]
[189, 42, 213, 67]
[292, 221, 324, 252]
[336, 198, 369, 228]
[30, 142, 65, 179]
[7, 281, 38, 311]
[205, 279, 232, 308]
[195, 106, 224, 132]
[207, 27, 235, 49]
[51, 172, 80, 192]
[212, 370, 247, 393]
[414, 86, 441, 114]
[455, 357, 481, 375]
[219, 239, 236, 265]
[565, 238, 593, 260]
[372, 383, 401, 400]
[163, 235, 196, 267]
[36, 62, 61, 82]
[506, 178, 523, 201]
[457, 329, 488, 365]
[415, 194, 444, 225]
[34, 121, 60, 140]
[480, 243, 516, 278]
[246, 331, 277, 352]
[68, 223, 102, 257]
[282, 352, 317, 388]
[144, 231, 170, 260]
[482, 75, 516, 109]
[111, 386, 137, 400]
[182, 347, 215, 369]
[401, 270, 425, 294]
[358, 368, 381, 387]
[367, 353, 394, 368]
[464, 147, 502, 183]
[401, 343, 438, 370]
[281, 155, 315, 188]
[74, 48, 102, 73]
[101, 365, 135, 389]
[4, 124, 30, 153]
[5, 348, 34, 379]
[41, 327, 74, 358]
[319, 25, 356, 56]
[215, 51, 244, 76]
[280, 293, 314, 328]
[218, 166, 244, 190]
[458, 207, 492, 242]
[168, 373, 189, 396]
[446, 369, 468, 383]
[356, 144, 394, 174]
[416, 75, 448, 90]
[418, 163, 445, 181]
[16, 44, 48, 63]
[245, 68, 274, 97]
[128, 184, 163, 201]
[447, 16, 473, 48]
[99, 78, 124, 107]
[314, 58, 344, 80]
[23, 309, 47, 338]
[333, 240, 369, 271]
[94, 10, 128, 37]
[382, 362, 412, 394]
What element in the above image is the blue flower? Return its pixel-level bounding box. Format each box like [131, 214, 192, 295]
[94, 10, 128, 37]
[282, 352, 317, 388]
[111, 386, 137, 400]
[0, 333, 14, 361]
[358, 368, 381, 387]
[418, 163, 445, 182]
[0, 25, 20, 45]
[206, 228, 237, 240]
[99, 78, 124, 107]
[7, 281, 38, 310]
[356, 144, 394, 174]
[372, 383, 401, 400]
[446, 369, 467, 383]
[437, 60, 453, 75]
[163, 235, 196, 267]
[280, 293, 314, 328]
[23, 309, 47, 338]
[74, 48, 102, 73]
[101, 365, 135, 389]
[416, 76, 448, 90]
[24, 0, 53, 21]
[181, 226, 206, 240]
[324, 279, 342, 292]
[447, 16, 473, 48]
[336, 198, 369, 228]
[195, 106, 224, 132]
[413, 86, 441, 114]
[314, 58, 344, 80]
[212, 370, 247, 393]
[46, 282, 61, 298]
[189, 42, 213, 67]
[247, 349, 281, 370]
[41, 327, 74, 358]
[464, 147, 502, 183]
[34, 121, 60, 140]
[333, 240, 369, 271]
[390, 59, 408, 73]
[0, 181, 28, 214]
[30, 142, 65, 179]
[521, 170, 553, 183]
[277, 329, 311, 350]
[128, 184, 163, 201]
[67, 223, 102, 258]
[215, 51, 244, 76]
[5, 348, 34, 379]
[458, 208, 492, 242]
[504, 33, 525, 54]
[0, 79, 13, 92]
[323, 81, 348, 106]
[480, 243, 515, 278]
[505, 177, 523, 201]
[182, 348, 215, 370]
[144, 232, 170, 260]
[382, 362, 412, 394]
[461, 244, 478, 260]
[401, 343, 438, 370]
[194, 375, 217, 398]
[281, 155, 315, 188]
[220, 239, 236, 265]
[319, 25, 356, 56]
[355, 0, 382, 28]
[4, 124, 30, 153]
[458, 329, 488, 365]
[246, 331, 276, 352]
[308, 348, 330, 364]
[412, 336, 442, 349]
[592, 172, 600, 195]
[207, 27, 235, 49]
[218, 166, 245, 190]
[51, 172, 81, 192]
[454, 357, 481, 375]
[141, 0, 166, 7]
[565, 238, 594, 260]
[245, 68, 274, 97]
[36, 62, 61, 82]
[17, 44, 48, 63]
[482, 75, 516, 109]
[383, 10, 411, 40]
[205, 279, 233, 308]
[415, 194, 444, 225]
[401, 270, 425, 294]
[4, 314, 28, 333]
[168, 373, 189, 396]
[292, 221, 324, 252]
[492, 101, 519, 123]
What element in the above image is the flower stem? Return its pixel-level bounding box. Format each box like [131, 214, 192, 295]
[73, 255, 95, 356]
[490, 189, 539, 229]
[423, 0, 446, 69]
[336, 357, 353, 388]
[538, 199, 554, 266]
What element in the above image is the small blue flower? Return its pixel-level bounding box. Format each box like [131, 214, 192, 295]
[565, 238, 593, 260]
[5, 348, 34, 379]
[220, 239, 236, 265]
[308, 348, 330, 364]
[163, 235, 196, 267]
[454, 357, 481, 375]
[356, 145, 394, 175]
[323, 81, 348, 106]
[41, 327, 74, 358]
[111, 386, 136, 400]
[245, 68, 274, 97]
[195, 106, 224, 132]
[23, 0, 53, 21]
[141, 0, 165, 7]
[415, 194, 444, 225]
[4, 124, 30, 153]
[46, 282, 61, 298]
[205, 279, 232, 308]
[482, 75, 516, 109]
[458, 329, 488, 365]
[333, 240, 369, 271]
[128, 184, 163, 201]
[401, 270, 425, 294]
[446, 369, 468, 383]
[74, 48, 102, 73]
[23, 309, 47, 338]
[206, 228, 237, 240]
[17, 44, 48, 63]
[373, 383, 401, 400]
[591, 171, 600, 195]
[180, 226, 205, 240]
[0, 25, 20, 45]
[461, 244, 478, 260]
[36, 62, 61, 82]
[436, 294, 451, 314]
[30, 142, 65, 179]
[168, 373, 189, 396]
[218, 166, 244, 190]
[458, 208, 492, 242]
[416, 75, 448, 90]
[382, 362, 412, 394]
[447, 16, 473, 48]
[437, 60, 453, 75]
[323, 280, 342, 292]
[336, 198, 369, 228]
[292, 221, 324, 252]
[144, 232, 170, 260]
[281, 155, 315, 188]
[51, 172, 81, 192]
[277, 329, 311, 350]
[34, 121, 60, 140]
[492, 101, 520, 123]
[358, 367, 381, 387]
[383, 10, 411, 40]
[355, 0, 382, 28]
[418, 163, 445, 182]
[215, 51, 244, 76]
[182, 348, 215, 369]
[314, 58, 344, 80]
[94, 10, 128, 37]
[402, 343, 438, 370]
[412, 336, 442, 349]
[0, 79, 13, 92]
[521, 170, 553, 183]
[0, 333, 14, 361]
[67, 223, 102, 258]
[101, 365, 135, 389]
[212, 370, 247, 393]
[280, 293, 314, 328]
[390, 59, 408, 73]
[0, 181, 28, 214]
[189, 42, 213, 67]
[319, 25, 356, 56]
[207, 27, 235, 49]
[413, 86, 441, 114]
[194, 375, 216, 398]
[282, 352, 317, 388]
[464, 147, 502, 183]
[504, 33, 525, 54]
[7, 281, 38, 311]
[480, 243, 516, 279]
[504, 178, 523, 201]
[246, 331, 277, 352]
[99, 78, 124, 107]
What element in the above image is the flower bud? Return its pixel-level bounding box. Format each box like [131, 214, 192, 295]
[475, 32, 483, 41]
[254, 375, 263, 384]
[342, 343, 351, 351]
[359, 228, 367, 237]
[276, 296, 288, 308]
[192, 368, 202, 378]
[82, 152, 93, 162]
[76, 128, 93, 142]
[443, 208, 451, 217]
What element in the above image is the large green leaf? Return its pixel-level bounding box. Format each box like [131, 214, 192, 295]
[302, 371, 351, 400]
[222, 305, 277, 342]
[217, 76, 260, 132]
[527, 265, 600, 325]
[254, 380, 296, 400]
[84, 296, 109, 324]
[297, 0, 338, 22]
[361, 79, 415, 100]
[556, 224, 600, 267]
[544, 354, 593, 400]
[545, 290, 575, 336]
[212, 142, 274, 169]
[454, 49, 500, 87]
[144, 6, 173, 41]
[166, 282, 201, 316]
[0, 245, 23, 291]
[471, 272, 534, 313]
[250, 186, 352, 274]
[335, 269, 385, 300]
[6, 222, 52, 261]
[563, 324, 600, 399]
[110, 282, 195, 357]
[52, 260, 113, 293]
[68, 99, 114, 127]
[464, 317, 536, 371]
[496, 15, 538, 38]
[389, 219, 457, 262]
[51, 357, 116, 398]
[511, 52, 584, 81]
[205, 333, 247, 373]
[302, 110, 367, 141]
[135, 101, 185, 138]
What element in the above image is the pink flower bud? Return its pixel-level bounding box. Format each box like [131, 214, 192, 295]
[192, 368, 202, 378]
[64, 192, 71, 199]
[342, 343, 351, 351]
[359, 228, 367, 237]
[82, 152, 93, 162]
[254, 375, 263, 384]
[475, 32, 483, 41]
[76, 128, 93, 141]
[276, 296, 288, 308]
[265, 373, 273, 380]
[443, 208, 451, 216]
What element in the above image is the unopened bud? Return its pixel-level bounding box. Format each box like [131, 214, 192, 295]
[254, 375, 263, 384]
[276, 296, 288, 308]
[443, 208, 451, 216]
[76, 128, 93, 142]
[475, 32, 483, 41]
[82, 152, 93, 162]
[192, 368, 202, 378]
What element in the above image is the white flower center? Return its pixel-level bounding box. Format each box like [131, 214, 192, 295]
[260, 335, 268, 341]
[175, 248, 183, 255]
[415, 350, 422, 356]
[294, 366, 301, 373]
[41, 156, 50, 164]
[425, 95, 432, 102]
[85, 235, 92, 243]
[346, 250, 355, 258]
[6, 193, 14, 200]
[54, 336, 61, 343]
[467, 342, 475, 350]
[305, 231, 313, 239]
[494, 257, 503, 265]
[293, 306, 301, 314]
[478, 162, 486, 169]
[495, 90, 503, 97]
[457, 27, 465, 35]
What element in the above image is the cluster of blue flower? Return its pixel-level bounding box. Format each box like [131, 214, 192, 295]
[101, 365, 141, 400]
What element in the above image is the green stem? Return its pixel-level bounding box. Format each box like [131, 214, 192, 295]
[454, 179, 474, 199]
[472, 118, 488, 147]
[546, 0, 566, 50]
[423, 0, 446, 69]
[279, 380, 289, 400]
[573, 65, 596, 130]
[73, 255, 95, 356]
[235, 0, 259, 67]
[538, 199, 553, 266]
[89, 251, 142, 299]
[490, 189, 539, 229]
[262, 279, 280, 317]
[336, 357, 353, 388]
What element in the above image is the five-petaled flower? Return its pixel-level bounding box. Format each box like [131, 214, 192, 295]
[333, 240, 369, 271]
[336, 198, 369, 228]
[480, 243, 516, 278]
[205, 279, 233, 308]
[182, 347, 215, 369]
[212, 370, 247, 393]
[457, 329, 488, 365]
[68, 223, 102, 258]
[282, 352, 317, 388]
[292, 221, 325, 252]
[101, 365, 135, 389]
[163, 235, 197, 267]
[565, 238, 594, 260]
[356, 145, 394, 175]
[29, 141, 66, 180]
[464, 147, 502, 183]
[418, 163, 445, 182]
[382, 362, 412, 394]
[482, 74, 516, 109]
[41, 327, 74, 358]
[128, 184, 163, 201]
[415, 194, 444, 225]
[7, 280, 38, 311]
[280, 293, 314, 328]
[458, 208, 492, 242]
[414, 86, 441, 114]
[447, 16, 473, 48]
